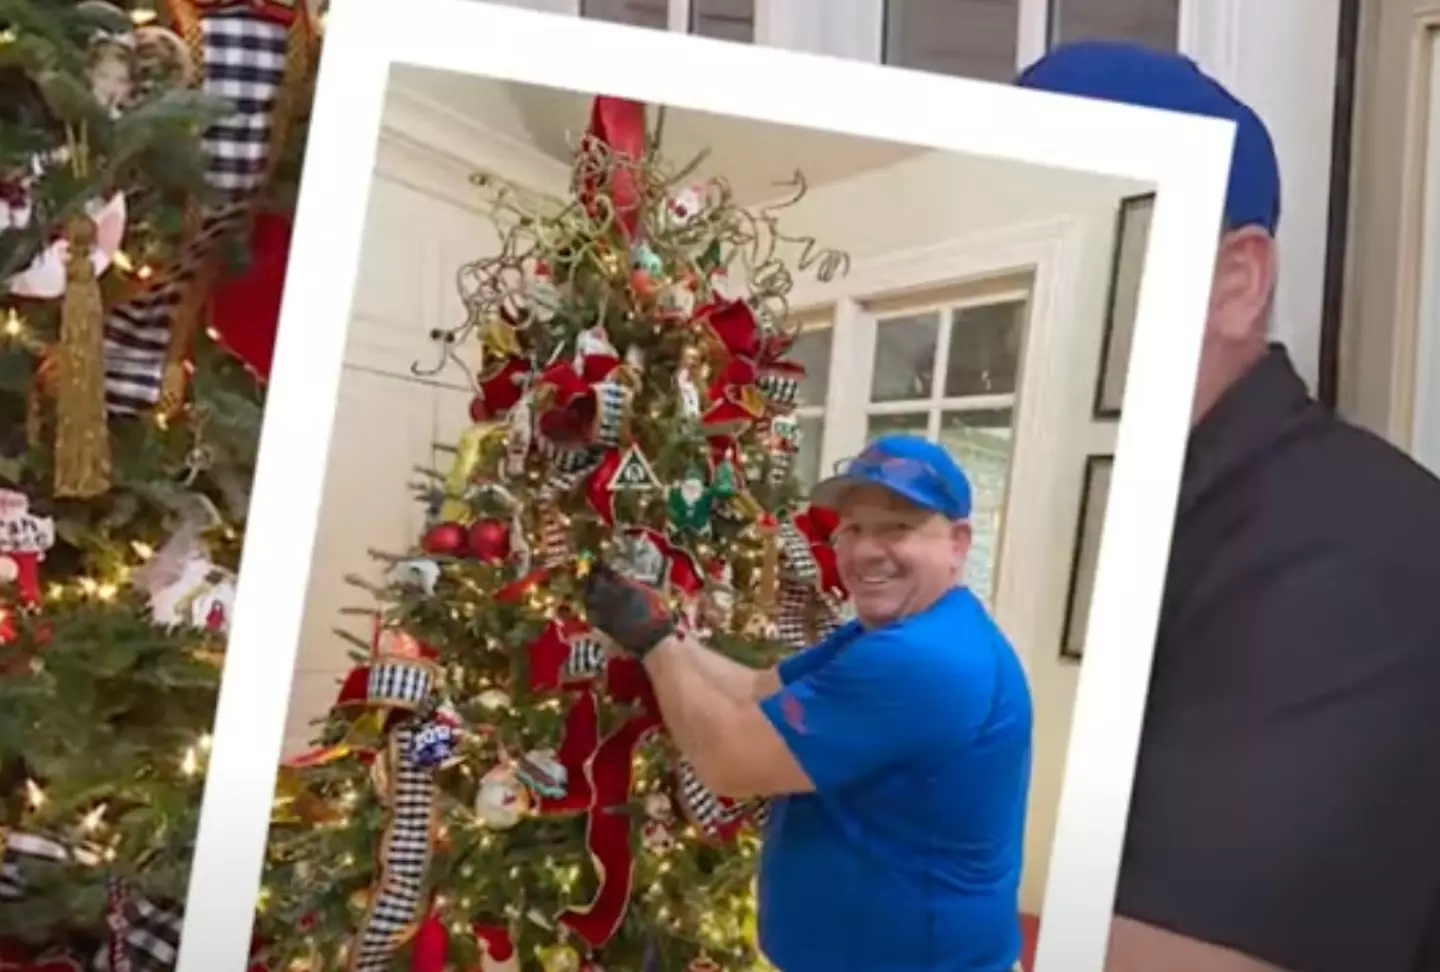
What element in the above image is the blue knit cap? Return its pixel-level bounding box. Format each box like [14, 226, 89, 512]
[1018, 41, 1280, 233]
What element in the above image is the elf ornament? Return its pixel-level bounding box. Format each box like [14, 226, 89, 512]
[667, 465, 714, 534]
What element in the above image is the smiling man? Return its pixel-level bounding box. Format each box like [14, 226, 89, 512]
[583, 434, 1033, 972]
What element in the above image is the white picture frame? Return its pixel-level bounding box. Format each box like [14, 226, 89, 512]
[179, 4, 1233, 971]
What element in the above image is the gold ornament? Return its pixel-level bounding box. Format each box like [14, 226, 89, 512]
[538, 943, 581, 972]
[480, 314, 522, 360]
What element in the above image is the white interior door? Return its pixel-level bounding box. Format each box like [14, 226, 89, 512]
[283, 158, 497, 755]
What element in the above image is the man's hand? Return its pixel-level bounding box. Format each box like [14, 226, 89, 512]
[581, 562, 675, 658]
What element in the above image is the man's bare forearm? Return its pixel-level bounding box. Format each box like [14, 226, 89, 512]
[642, 633, 744, 787]
[679, 634, 781, 703]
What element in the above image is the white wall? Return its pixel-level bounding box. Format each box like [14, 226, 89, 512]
[1179, 0, 1340, 392]
[281, 84, 569, 756]
[767, 151, 1146, 914]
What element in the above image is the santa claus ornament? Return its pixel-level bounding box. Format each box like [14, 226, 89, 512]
[0, 489, 55, 610]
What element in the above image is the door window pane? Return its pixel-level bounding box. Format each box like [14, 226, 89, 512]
[865, 411, 929, 444]
[795, 416, 825, 490]
[1050, 0, 1179, 52]
[884, 0, 1021, 83]
[581, 0, 667, 30]
[946, 300, 1026, 397]
[691, 0, 754, 42]
[872, 311, 940, 403]
[789, 328, 833, 409]
[939, 408, 1014, 606]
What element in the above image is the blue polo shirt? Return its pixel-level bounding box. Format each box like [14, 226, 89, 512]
[755, 586, 1032, 972]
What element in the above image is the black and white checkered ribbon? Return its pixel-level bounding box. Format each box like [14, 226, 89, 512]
[592, 381, 629, 448]
[674, 761, 747, 839]
[91, 891, 183, 972]
[539, 439, 601, 478]
[349, 720, 438, 972]
[774, 516, 843, 650]
[349, 656, 441, 972]
[104, 10, 291, 413]
[1, 830, 182, 972]
[756, 372, 800, 410]
[538, 508, 570, 565]
[565, 634, 606, 681]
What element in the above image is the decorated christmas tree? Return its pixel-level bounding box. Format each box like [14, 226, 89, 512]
[258, 97, 853, 972]
[0, 0, 317, 967]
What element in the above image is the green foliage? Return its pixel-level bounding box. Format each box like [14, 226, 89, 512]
[0, 0, 230, 280]
[0, 0, 273, 949]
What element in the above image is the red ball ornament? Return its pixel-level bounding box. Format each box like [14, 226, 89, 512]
[468, 518, 511, 562]
[422, 522, 468, 556]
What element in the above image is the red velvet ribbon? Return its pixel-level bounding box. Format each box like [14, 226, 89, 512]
[526, 621, 662, 948]
[694, 299, 806, 412]
[471, 924, 516, 970]
[186, 0, 308, 27]
[0, 940, 85, 972]
[409, 915, 449, 972]
[471, 357, 531, 422]
[206, 211, 290, 382]
[794, 504, 845, 596]
[578, 97, 648, 239]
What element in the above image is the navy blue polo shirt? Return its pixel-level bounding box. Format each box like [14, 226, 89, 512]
[755, 586, 1032, 972]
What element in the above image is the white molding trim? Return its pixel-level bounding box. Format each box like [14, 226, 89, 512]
[755, 0, 884, 62]
[378, 85, 573, 201]
[786, 216, 1079, 312]
[668, 0, 692, 34]
[1016, 0, 1050, 71]
[1179, 0, 1243, 86]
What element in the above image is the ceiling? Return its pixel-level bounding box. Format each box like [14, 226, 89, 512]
[390, 64, 929, 204]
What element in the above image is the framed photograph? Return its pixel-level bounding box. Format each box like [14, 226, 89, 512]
[1060, 454, 1115, 661]
[1093, 192, 1156, 418]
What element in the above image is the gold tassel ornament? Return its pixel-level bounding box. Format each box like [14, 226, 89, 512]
[53, 214, 113, 499]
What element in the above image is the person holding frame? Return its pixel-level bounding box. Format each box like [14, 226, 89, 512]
[1022, 41, 1440, 972]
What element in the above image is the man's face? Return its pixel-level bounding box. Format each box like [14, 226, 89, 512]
[831, 483, 970, 628]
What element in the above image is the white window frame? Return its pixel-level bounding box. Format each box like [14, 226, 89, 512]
[854, 285, 1031, 441]
[782, 218, 1082, 665]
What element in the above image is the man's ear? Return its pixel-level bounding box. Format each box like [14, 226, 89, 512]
[1209, 226, 1278, 342]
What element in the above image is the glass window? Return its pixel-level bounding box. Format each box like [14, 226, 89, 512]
[795, 415, 825, 489]
[946, 299, 1025, 397]
[939, 408, 1014, 604]
[865, 411, 930, 442]
[871, 310, 941, 403]
[691, 0, 755, 42]
[580, 0, 668, 30]
[884, 0, 1021, 83]
[859, 289, 1028, 608]
[789, 328, 833, 409]
[1049, 0, 1180, 52]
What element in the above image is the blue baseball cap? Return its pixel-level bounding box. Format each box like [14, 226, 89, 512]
[810, 434, 972, 521]
[1017, 41, 1280, 234]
